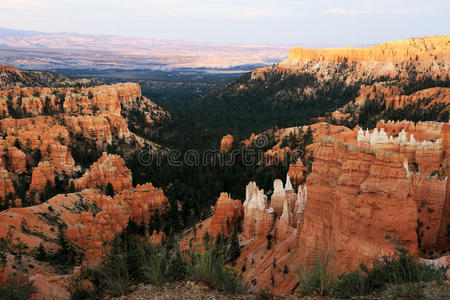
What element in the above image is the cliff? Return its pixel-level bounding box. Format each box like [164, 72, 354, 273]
[285, 36, 449, 63]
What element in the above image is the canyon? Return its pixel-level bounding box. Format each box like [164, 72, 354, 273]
[0, 35, 449, 299]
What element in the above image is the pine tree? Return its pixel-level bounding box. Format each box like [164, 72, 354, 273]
[58, 224, 69, 258]
[13, 138, 21, 149]
[36, 242, 47, 260]
[105, 182, 114, 197]
[69, 181, 76, 193]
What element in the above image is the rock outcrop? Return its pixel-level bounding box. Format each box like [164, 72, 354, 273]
[288, 159, 307, 187]
[220, 134, 234, 152]
[285, 36, 449, 63]
[299, 139, 418, 275]
[210, 192, 243, 236]
[0, 168, 15, 200]
[74, 152, 132, 193]
[29, 161, 55, 193]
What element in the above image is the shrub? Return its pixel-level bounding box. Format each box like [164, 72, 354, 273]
[185, 242, 248, 294]
[81, 230, 248, 297]
[333, 268, 372, 298]
[297, 249, 335, 296]
[97, 253, 132, 297]
[333, 247, 446, 298]
[134, 240, 182, 288]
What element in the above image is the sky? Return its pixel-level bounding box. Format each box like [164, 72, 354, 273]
[0, 0, 448, 45]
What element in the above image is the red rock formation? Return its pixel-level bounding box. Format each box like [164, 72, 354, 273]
[220, 134, 234, 152]
[437, 124, 450, 250]
[410, 174, 447, 252]
[357, 126, 445, 175]
[288, 159, 307, 187]
[210, 192, 243, 236]
[0, 116, 75, 174]
[285, 36, 449, 63]
[74, 152, 132, 193]
[150, 230, 167, 247]
[5, 146, 26, 172]
[65, 116, 114, 145]
[376, 120, 444, 142]
[114, 183, 170, 224]
[242, 182, 274, 240]
[29, 161, 55, 194]
[193, 121, 450, 294]
[0, 167, 15, 200]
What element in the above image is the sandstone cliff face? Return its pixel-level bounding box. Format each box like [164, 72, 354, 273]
[288, 159, 307, 187]
[114, 183, 170, 225]
[74, 152, 132, 193]
[254, 36, 449, 83]
[357, 125, 446, 175]
[411, 174, 447, 252]
[286, 36, 449, 63]
[299, 140, 418, 274]
[189, 119, 449, 295]
[5, 146, 26, 173]
[0, 116, 75, 173]
[210, 193, 243, 236]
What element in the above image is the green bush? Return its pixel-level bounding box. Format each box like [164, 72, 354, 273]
[80, 231, 248, 298]
[97, 253, 132, 297]
[333, 247, 446, 298]
[297, 249, 335, 296]
[186, 242, 248, 294]
[133, 239, 184, 288]
[333, 267, 373, 298]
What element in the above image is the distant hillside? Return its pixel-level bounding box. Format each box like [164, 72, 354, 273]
[197, 36, 449, 137]
[0, 27, 291, 70]
[0, 65, 101, 89]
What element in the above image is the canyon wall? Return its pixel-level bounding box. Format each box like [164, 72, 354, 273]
[286, 36, 449, 63]
[193, 119, 449, 295]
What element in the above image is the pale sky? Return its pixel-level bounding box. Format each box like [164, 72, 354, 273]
[0, 0, 448, 45]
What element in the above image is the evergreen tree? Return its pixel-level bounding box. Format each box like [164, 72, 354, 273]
[36, 242, 47, 260]
[31, 148, 42, 167]
[304, 126, 313, 145]
[58, 224, 69, 258]
[105, 182, 115, 197]
[13, 138, 21, 149]
[69, 181, 76, 193]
